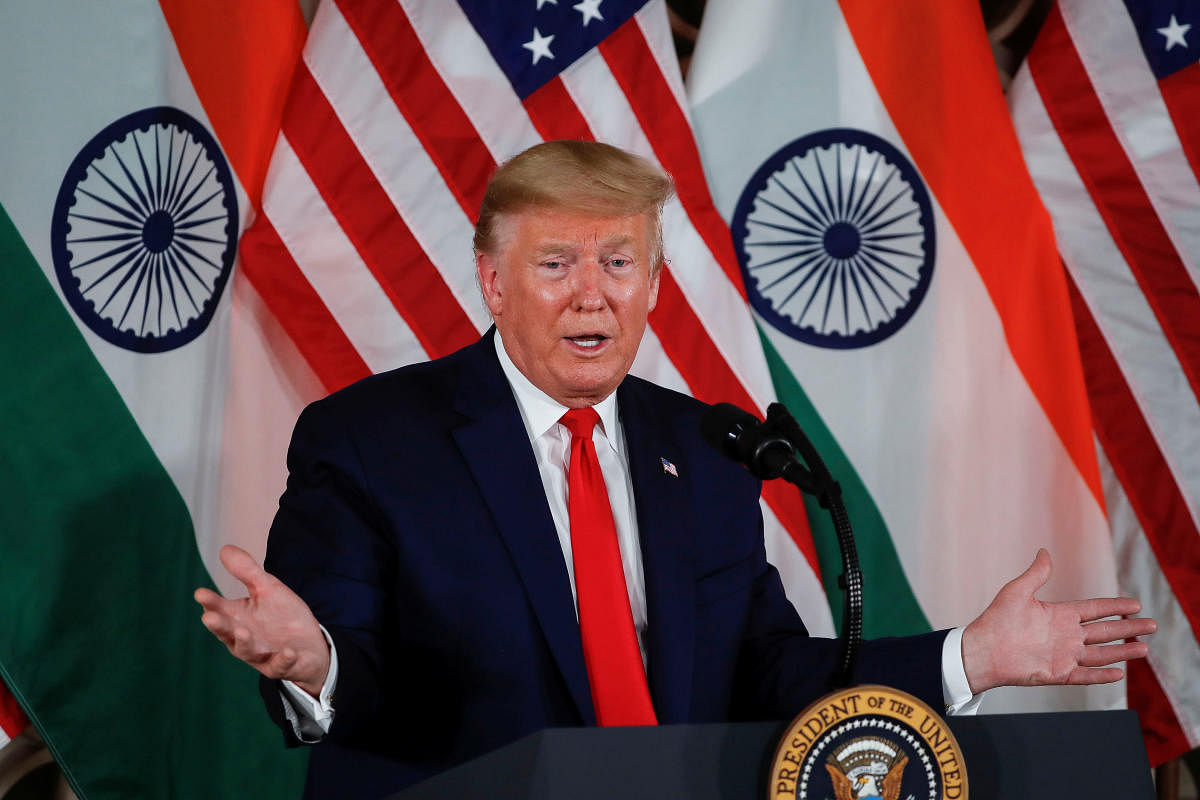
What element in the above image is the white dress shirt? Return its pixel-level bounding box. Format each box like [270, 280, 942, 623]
[280, 333, 979, 738]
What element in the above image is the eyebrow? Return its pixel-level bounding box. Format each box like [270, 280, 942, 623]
[532, 235, 636, 257]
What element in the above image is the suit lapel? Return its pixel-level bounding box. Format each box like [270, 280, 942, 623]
[451, 333, 595, 724]
[619, 379, 696, 724]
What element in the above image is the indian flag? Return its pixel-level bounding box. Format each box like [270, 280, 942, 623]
[0, 1, 314, 796]
[688, 0, 1124, 715]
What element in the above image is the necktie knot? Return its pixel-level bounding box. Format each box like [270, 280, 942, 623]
[559, 407, 601, 439]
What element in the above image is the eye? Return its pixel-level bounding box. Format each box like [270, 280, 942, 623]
[542, 260, 564, 270]
[608, 258, 630, 269]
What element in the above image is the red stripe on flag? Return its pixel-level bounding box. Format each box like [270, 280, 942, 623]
[1030, 7, 1200, 405]
[334, 0, 495, 218]
[1127, 657, 1191, 767]
[525, 78, 596, 142]
[650, 272, 755, 409]
[1158, 62, 1200, 185]
[1065, 272, 1200, 640]
[282, 65, 478, 359]
[599, 19, 747, 301]
[239, 216, 372, 393]
[0, 680, 28, 739]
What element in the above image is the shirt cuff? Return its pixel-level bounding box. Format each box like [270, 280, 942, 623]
[279, 625, 339, 741]
[941, 626, 983, 715]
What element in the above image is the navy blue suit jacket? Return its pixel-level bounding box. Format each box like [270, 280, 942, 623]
[261, 331, 947, 798]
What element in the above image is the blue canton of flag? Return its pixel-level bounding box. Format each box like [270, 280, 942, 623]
[457, 0, 647, 98]
[1122, 0, 1198, 78]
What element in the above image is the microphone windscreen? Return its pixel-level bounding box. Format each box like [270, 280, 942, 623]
[699, 402, 762, 461]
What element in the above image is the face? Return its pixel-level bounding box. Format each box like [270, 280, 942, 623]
[476, 208, 661, 408]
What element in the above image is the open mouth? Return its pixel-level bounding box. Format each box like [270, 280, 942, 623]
[567, 335, 608, 349]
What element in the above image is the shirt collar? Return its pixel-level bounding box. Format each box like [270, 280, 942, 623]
[493, 331, 620, 447]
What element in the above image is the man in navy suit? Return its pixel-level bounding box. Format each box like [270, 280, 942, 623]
[195, 141, 1154, 798]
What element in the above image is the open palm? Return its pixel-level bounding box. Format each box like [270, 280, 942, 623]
[194, 545, 330, 696]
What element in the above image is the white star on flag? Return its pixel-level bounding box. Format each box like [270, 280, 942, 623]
[535, 0, 557, 8]
[1157, 14, 1191, 51]
[574, 0, 604, 26]
[522, 27, 555, 64]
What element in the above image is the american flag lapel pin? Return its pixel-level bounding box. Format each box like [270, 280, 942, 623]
[660, 457, 678, 477]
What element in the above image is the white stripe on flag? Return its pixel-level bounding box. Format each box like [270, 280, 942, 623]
[1059, 0, 1200, 278]
[400, 0, 542, 162]
[1010, 68, 1200, 530]
[265, 137, 428, 373]
[629, 325, 691, 395]
[1103, 448, 1200, 747]
[633, 5, 694, 126]
[306, 1, 490, 331]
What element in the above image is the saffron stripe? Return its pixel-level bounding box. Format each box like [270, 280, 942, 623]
[1029, 6, 1200, 409]
[282, 65, 478, 359]
[158, 0, 306, 209]
[334, 0, 495, 218]
[599, 19, 747, 300]
[1157, 63, 1200, 187]
[1065, 272, 1200, 640]
[839, 0, 1104, 509]
[238, 215, 371, 393]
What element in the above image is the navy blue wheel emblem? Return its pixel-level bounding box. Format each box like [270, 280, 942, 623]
[731, 128, 935, 349]
[51, 107, 238, 353]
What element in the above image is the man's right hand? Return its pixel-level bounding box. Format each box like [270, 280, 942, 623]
[194, 545, 331, 697]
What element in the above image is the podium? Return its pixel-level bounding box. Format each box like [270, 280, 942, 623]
[393, 710, 1153, 799]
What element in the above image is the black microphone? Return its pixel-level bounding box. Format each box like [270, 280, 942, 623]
[700, 402, 811, 484]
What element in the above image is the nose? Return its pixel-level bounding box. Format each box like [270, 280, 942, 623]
[571, 260, 606, 312]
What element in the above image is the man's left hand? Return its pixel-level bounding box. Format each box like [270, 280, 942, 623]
[961, 549, 1156, 695]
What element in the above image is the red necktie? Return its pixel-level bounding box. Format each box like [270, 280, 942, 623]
[559, 408, 657, 726]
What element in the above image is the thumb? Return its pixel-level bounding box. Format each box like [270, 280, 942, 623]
[1009, 548, 1052, 598]
[219, 545, 271, 596]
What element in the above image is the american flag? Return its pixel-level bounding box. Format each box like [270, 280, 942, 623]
[238, 0, 834, 627]
[1011, 0, 1200, 765]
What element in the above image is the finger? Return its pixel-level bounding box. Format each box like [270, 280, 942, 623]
[1081, 617, 1157, 644]
[1066, 666, 1124, 686]
[194, 587, 237, 616]
[1071, 597, 1143, 622]
[1078, 641, 1149, 668]
[228, 625, 269, 662]
[199, 611, 238, 646]
[219, 545, 275, 596]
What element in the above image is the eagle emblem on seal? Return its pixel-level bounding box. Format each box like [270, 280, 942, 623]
[825, 736, 908, 800]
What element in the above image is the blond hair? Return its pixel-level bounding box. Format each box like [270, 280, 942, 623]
[473, 140, 675, 271]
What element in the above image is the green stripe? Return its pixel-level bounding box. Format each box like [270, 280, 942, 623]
[759, 326, 932, 638]
[0, 205, 305, 799]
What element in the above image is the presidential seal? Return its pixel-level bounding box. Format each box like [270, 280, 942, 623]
[768, 685, 967, 800]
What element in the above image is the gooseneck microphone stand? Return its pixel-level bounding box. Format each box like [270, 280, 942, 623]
[700, 401, 864, 689]
[762, 403, 862, 691]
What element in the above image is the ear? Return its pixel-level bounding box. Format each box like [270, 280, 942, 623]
[476, 250, 504, 318]
[647, 262, 662, 314]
